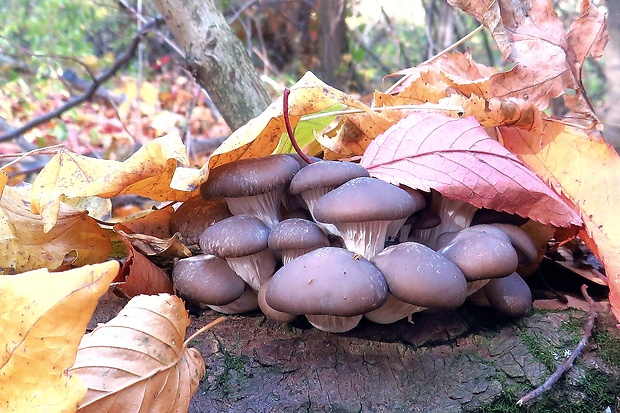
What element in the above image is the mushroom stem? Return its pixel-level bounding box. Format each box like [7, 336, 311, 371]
[306, 314, 363, 333]
[225, 189, 285, 229]
[283, 88, 314, 165]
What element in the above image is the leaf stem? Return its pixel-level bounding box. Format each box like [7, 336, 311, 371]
[183, 316, 228, 347]
[283, 88, 314, 164]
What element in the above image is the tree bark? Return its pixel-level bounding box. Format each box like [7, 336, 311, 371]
[152, 0, 272, 131]
[604, 0, 620, 150]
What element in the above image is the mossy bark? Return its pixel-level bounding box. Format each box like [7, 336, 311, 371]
[185, 305, 620, 413]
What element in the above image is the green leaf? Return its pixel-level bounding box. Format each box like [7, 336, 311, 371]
[273, 103, 346, 154]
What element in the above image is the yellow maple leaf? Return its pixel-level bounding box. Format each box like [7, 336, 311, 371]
[0, 260, 119, 413]
[31, 133, 202, 231]
[0, 184, 111, 272]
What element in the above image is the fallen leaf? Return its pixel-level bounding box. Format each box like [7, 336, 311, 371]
[69, 294, 205, 413]
[499, 122, 620, 323]
[0, 184, 111, 272]
[112, 229, 175, 298]
[360, 112, 581, 228]
[119, 205, 174, 239]
[449, 0, 608, 121]
[31, 134, 201, 232]
[205, 71, 387, 170]
[0, 261, 119, 413]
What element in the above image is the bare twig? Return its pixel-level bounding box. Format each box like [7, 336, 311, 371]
[0, 17, 164, 143]
[517, 285, 598, 406]
[283, 88, 313, 164]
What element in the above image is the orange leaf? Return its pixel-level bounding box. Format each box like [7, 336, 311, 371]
[499, 122, 620, 322]
[0, 261, 119, 413]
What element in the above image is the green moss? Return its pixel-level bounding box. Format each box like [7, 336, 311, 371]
[468, 370, 619, 413]
[594, 330, 620, 368]
[518, 331, 558, 373]
[211, 337, 250, 400]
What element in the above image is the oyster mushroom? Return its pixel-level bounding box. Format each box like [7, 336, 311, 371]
[265, 247, 388, 333]
[268, 218, 330, 265]
[312, 177, 421, 258]
[365, 242, 468, 324]
[200, 154, 300, 228]
[172, 254, 245, 306]
[199, 214, 275, 291]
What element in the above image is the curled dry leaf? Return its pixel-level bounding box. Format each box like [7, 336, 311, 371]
[0, 261, 119, 413]
[360, 112, 581, 228]
[0, 184, 111, 272]
[113, 228, 174, 298]
[31, 133, 201, 232]
[69, 294, 205, 413]
[119, 206, 174, 239]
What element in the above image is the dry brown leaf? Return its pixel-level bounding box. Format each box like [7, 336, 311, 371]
[113, 229, 175, 298]
[0, 261, 119, 413]
[114, 225, 191, 259]
[69, 294, 205, 413]
[0, 184, 111, 272]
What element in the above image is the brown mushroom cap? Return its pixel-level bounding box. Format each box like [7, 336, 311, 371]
[172, 254, 245, 306]
[199, 214, 270, 258]
[265, 247, 388, 316]
[371, 242, 468, 310]
[288, 160, 369, 195]
[438, 228, 519, 281]
[313, 177, 420, 223]
[200, 154, 300, 198]
[170, 196, 232, 245]
[483, 272, 532, 317]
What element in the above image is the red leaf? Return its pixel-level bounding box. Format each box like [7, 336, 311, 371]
[360, 112, 581, 228]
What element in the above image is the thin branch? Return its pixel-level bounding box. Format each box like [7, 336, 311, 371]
[283, 88, 313, 164]
[0, 17, 164, 143]
[517, 285, 598, 406]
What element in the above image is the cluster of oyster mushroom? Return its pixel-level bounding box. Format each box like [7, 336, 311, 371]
[171, 154, 537, 333]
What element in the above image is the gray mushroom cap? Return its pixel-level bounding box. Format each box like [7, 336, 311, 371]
[313, 177, 420, 223]
[288, 160, 369, 195]
[438, 228, 519, 281]
[199, 214, 270, 258]
[371, 242, 468, 310]
[200, 154, 300, 198]
[483, 272, 532, 317]
[170, 196, 232, 245]
[172, 254, 245, 306]
[265, 247, 388, 316]
[268, 218, 329, 251]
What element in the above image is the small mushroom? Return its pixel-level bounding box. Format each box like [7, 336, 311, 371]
[312, 177, 421, 258]
[268, 218, 330, 265]
[366, 242, 468, 324]
[200, 154, 300, 228]
[170, 196, 232, 245]
[490, 223, 538, 266]
[438, 228, 518, 281]
[483, 272, 532, 317]
[265, 247, 388, 332]
[172, 254, 245, 306]
[288, 160, 370, 234]
[199, 214, 276, 291]
[208, 285, 260, 314]
[258, 277, 297, 323]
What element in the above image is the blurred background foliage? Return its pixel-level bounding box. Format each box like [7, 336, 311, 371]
[0, 0, 617, 151]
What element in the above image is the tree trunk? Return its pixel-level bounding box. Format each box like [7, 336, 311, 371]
[317, 0, 351, 90]
[152, 0, 272, 131]
[604, 0, 620, 151]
